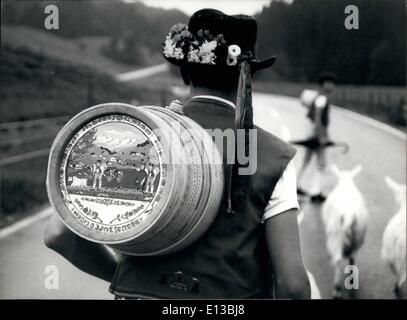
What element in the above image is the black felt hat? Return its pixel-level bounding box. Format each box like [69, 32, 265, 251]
[163, 8, 276, 72]
[318, 72, 337, 84]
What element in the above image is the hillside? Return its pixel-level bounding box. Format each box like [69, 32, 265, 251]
[0, 45, 167, 123]
[0, 45, 165, 222]
[1, 26, 133, 75]
[2, 0, 189, 67]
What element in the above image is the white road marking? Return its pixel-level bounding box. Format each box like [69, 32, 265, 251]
[333, 106, 406, 141]
[2, 133, 56, 145]
[0, 206, 53, 239]
[0, 116, 69, 130]
[0, 148, 50, 166]
[116, 63, 169, 82]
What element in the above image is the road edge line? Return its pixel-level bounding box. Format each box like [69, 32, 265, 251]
[333, 106, 406, 141]
[116, 63, 169, 82]
[0, 206, 53, 239]
[255, 92, 406, 141]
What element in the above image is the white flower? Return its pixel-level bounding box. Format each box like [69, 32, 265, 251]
[197, 40, 217, 64]
[227, 56, 238, 66]
[163, 35, 184, 60]
[226, 44, 241, 66]
[199, 40, 218, 55]
[187, 47, 200, 63]
[228, 45, 241, 58]
[172, 47, 184, 60]
[200, 52, 216, 64]
[163, 36, 175, 57]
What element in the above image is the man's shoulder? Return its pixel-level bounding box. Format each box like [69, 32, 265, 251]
[250, 125, 297, 207]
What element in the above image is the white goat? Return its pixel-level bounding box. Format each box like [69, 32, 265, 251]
[322, 164, 369, 298]
[71, 176, 88, 187]
[381, 176, 406, 299]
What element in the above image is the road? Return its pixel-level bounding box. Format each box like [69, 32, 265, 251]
[253, 93, 406, 299]
[0, 92, 405, 299]
[115, 63, 169, 82]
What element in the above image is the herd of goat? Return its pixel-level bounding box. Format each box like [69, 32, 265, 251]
[301, 165, 406, 299]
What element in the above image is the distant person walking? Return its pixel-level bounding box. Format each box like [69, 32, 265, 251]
[134, 164, 145, 191]
[92, 160, 106, 190]
[296, 72, 336, 203]
[145, 163, 159, 194]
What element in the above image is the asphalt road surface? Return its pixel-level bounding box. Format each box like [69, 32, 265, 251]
[0, 93, 405, 299]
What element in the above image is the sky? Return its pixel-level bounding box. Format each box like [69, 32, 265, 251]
[125, 0, 275, 16]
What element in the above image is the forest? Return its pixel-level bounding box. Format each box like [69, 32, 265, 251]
[2, 0, 406, 85]
[256, 0, 406, 85]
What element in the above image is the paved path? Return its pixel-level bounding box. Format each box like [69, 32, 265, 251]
[253, 93, 406, 299]
[0, 208, 111, 299]
[0, 92, 405, 299]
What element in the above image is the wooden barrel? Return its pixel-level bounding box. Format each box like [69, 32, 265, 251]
[47, 102, 224, 256]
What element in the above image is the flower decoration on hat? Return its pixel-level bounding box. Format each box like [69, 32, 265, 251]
[226, 45, 241, 66]
[163, 23, 245, 66]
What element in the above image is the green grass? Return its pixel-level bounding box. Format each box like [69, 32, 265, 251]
[0, 157, 48, 218]
[1, 25, 132, 75]
[0, 45, 166, 122]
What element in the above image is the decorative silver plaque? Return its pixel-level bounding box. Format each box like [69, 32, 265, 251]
[59, 115, 166, 235]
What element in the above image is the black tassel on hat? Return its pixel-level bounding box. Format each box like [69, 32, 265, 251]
[225, 57, 253, 214]
[226, 53, 276, 214]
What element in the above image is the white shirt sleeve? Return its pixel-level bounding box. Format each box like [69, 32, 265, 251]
[314, 95, 328, 109]
[261, 159, 300, 222]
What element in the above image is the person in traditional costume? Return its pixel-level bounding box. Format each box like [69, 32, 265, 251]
[44, 9, 310, 299]
[295, 72, 336, 203]
[92, 160, 106, 190]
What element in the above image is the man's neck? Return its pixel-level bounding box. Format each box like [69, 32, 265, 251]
[190, 87, 237, 104]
